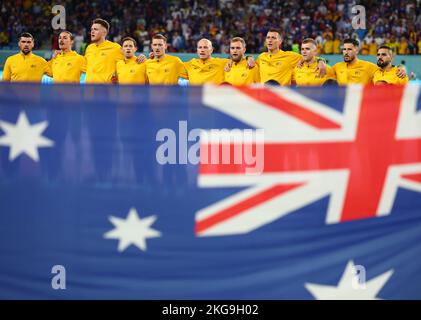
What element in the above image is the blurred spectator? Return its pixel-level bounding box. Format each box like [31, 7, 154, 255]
[0, 0, 420, 55]
[386, 35, 400, 55]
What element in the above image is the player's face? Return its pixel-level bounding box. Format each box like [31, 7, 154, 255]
[376, 48, 392, 68]
[59, 32, 73, 51]
[122, 40, 137, 58]
[343, 43, 358, 62]
[266, 32, 281, 51]
[197, 40, 213, 60]
[19, 37, 34, 55]
[301, 43, 316, 62]
[151, 39, 167, 58]
[91, 23, 106, 43]
[229, 41, 246, 62]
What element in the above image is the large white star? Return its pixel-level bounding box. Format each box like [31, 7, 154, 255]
[0, 111, 54, 161]
[104, 207, 161, 252]
[305, 260, 394, 300]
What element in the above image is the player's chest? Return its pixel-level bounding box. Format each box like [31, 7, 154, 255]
[191, 63, 220, 73]
[11, 59, 42, 73]
[119, 65, 140, 75]
[87, 48, 114, 62]
[53, 58, 78, 70]
[260, 58, 288, 70]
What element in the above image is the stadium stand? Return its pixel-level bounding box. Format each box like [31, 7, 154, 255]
[0, 0, 421, 55]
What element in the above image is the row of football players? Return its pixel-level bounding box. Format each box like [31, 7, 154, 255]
[1, 18, 409, 86]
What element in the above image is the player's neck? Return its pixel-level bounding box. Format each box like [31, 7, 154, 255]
[62, 48, 71, 54]
[346, 57, 358, 66]
[125, 56, 135, 62]
[20, 51, 32, 56]
[95, 38, 106, 46]
[305, 57, 316, 65]
[268, 48, 280, 54]
[156, 53, 166, 60]
[200, 57, 211, 63]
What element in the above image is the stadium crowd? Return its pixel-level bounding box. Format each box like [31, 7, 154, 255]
[0, 0, 421, 55]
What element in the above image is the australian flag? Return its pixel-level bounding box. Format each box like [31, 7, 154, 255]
[0, 83, 420, 299]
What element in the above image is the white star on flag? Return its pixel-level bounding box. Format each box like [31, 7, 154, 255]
[104, 207, 161, 252]
[305, 260, 394, 300]
[0, 111, 54, 161]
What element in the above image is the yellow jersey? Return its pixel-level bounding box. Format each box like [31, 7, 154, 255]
[332, 59, 378, 85]
[2, 52, 50, 82]
[224, 58, 260, 86]
[145, 54, 185, 85]
[256, 50, 302, 85]
[84, 40, 124, 83]
[292, 61, 335, 86]
[116, 57, 147, 84]
[372, 66, 409, 85]
[47, 50, 85, 83]
[183, 57, 228, 85]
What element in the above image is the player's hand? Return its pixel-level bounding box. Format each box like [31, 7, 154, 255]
[315, 60, 327, 78]
[149, 52, 155, 59]
[52, 50, 62, 59]
[246, 56, 255, 69]
[111, 73, 118, 84]
[224, 60, 232, 72]
[136, 54, 147, 64]
[396, 65, 407, 78]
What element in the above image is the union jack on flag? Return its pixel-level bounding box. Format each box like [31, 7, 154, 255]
[196, 85, 421, 236]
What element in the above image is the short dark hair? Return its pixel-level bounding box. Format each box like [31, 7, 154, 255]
[343, 38, 359, 47]
[230, 37, 246, 47]
[378, 45, 392, 53]
[152, 34, 167, 43]
[19, 32, 34, 41]
[267, 29, 283, 40]
[302, 38, 317, 47]
[92, 18, 110, 32]
[59, 30, 74, 40]
[121, 36, 137, 47]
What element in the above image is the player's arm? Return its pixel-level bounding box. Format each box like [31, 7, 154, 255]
[80, 56, 87, 73]
[291, 69, 297, 86]
[44, 59, 53, 78]
[1, 57, 11, 81]
[325, 65, 336, 80]
[254, 64, 260, 83]
[179, 61, 189, 79]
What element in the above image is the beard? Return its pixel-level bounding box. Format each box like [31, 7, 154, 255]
[344, 55, 355, 63]
[377, 60, 389, 68]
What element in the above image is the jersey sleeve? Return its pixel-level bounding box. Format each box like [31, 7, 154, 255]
[179, 61, 189, 79]
[289, 51, 303, 67]
[44, 59, 53, 77]
[2, 57, 11, 81]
